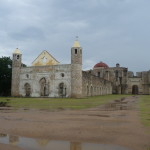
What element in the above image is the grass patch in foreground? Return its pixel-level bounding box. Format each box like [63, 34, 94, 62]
[139, 95, 150, 127]
[0, 95, 128, 110]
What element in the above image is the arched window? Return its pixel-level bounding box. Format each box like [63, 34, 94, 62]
[24, 83, 31, 97]
[90, 86, 93, 96]
[97, 87, 99, 95]
[26, 74, 29, 78]
[39, 78, 48, 96]
[87, 85, 89, 96]
[59, 83, 66, 97]
[106, 88, 108, 94]
[61, 73, 65, 77]
[102, 87, 104, 95]
[100, 87, 102, 95]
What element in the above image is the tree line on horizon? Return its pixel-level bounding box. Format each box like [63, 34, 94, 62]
[0, 56, 12, 96]
[0, 56, 26, 96]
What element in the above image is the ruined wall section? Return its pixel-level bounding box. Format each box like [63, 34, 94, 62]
[91, 66, 128, 94]
[140, 71, 150, 94]
[127, 71, 150, 95]
[82, 71, 112, 97]
[19, 64, 71, 97]
[108, 67, 128, 94]
[127, 77, 143, 94]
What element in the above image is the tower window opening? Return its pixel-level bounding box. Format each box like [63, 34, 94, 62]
[75, 49, 77, 54]
[17, 55, 20, 59]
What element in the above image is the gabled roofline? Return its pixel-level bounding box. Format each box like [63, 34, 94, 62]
[31, 50, 60, 65]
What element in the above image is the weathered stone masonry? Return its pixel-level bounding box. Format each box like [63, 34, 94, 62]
[11, 40, 150, 97]
[11, 40, 112, 98]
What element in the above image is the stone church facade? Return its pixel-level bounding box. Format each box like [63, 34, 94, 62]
[11, 40, 112, 98]
[11, 40, 150, 98]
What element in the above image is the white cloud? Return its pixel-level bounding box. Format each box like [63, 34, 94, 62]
[0, 0, 150, 72]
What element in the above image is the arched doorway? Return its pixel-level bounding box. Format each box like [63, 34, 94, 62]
[100, 87, 102, 95]
[90, 86, 93, 96]
[106, 88, 108, 95]
[24, 83, 31, 97]
[87, 86, 89, 96]
[40, 78, 48, 96]
[132, 85, 139, 95]
[59, 83, 66, 97]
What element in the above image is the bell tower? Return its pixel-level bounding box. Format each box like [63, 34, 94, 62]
[71, 40, 82, 98]
[11, 48, 22, 96]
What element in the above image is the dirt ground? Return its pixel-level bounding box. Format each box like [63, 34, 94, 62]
[0, 96, 149, 150]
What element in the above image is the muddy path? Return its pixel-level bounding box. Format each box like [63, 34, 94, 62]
[0, 96, 149, 150]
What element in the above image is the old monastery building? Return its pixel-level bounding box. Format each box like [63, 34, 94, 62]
[11, 40, 150, 98]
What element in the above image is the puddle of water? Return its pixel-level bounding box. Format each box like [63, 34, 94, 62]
[88, 114, 110, 117]
[0, 133, 132, 150]
[102, 99, 130, 111]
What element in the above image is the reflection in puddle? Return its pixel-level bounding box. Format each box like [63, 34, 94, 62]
[0, 133, 7, 137]
[9, 135, 19, 146]
[71, 142, 82, 150]
[0, 133, 131, 150]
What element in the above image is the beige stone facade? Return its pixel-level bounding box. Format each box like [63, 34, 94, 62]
[90, 62, 150, 95]
[11, 41, 150, 97]
[11, 41, 113, 98]
[127, 71, 150, 94]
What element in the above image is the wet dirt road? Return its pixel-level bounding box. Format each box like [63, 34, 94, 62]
[0, 96, 149, 150]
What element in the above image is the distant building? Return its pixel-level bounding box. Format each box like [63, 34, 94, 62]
[90, 62, 150, 95]
[11, 40, 150, 97]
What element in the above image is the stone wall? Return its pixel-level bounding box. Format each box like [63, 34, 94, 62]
[127, 77, 143, 94]
[82, 71, 112, 97]
[19, 64, 71, 97]
[127, 71, 150, 95]
[89, 66, 128, 94]
[138, 71, 150, 94]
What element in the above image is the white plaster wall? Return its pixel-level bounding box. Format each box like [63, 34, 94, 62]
[19, 64, 71, 97]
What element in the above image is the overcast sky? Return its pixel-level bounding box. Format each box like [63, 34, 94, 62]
[0, 0, 150, 73]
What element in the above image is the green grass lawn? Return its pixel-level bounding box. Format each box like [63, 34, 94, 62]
[139, 95, 150, 127]
[0, 95, 127, 110]
[1, 95, 150, 127]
